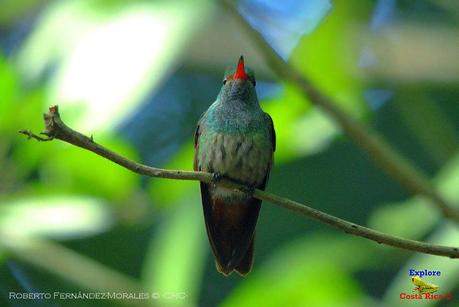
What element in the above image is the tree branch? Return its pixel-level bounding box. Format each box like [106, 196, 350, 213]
[221, 0, 459, 222]
[18, 106, 459, 259]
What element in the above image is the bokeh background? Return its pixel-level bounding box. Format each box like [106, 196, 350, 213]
[1, 0, 459, 306]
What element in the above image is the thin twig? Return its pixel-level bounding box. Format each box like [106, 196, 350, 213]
[18, 129, 54, 141]
[18, 106, 459, 259]
[221, 0, 459, 222]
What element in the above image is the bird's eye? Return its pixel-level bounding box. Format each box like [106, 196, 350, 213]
[249, 77, 256, 86]
[223, 79, 227, 85]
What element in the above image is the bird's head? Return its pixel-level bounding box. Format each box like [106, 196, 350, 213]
[218, 56, 257, 104]
[223, 56, 256, 87]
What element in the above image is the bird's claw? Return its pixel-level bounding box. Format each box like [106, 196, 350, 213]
[240, 185, 255, 197]
[211, 172, 223, 188]
[211, 172, 254, 197]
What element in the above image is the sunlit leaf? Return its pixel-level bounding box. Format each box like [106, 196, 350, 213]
[290, 1, 372, 117]
[0, 195, 113, 239]
[261, 2, 373, 163]
[0, 54, 18, 123]
[38, 138, 139, 201]
[262, 83, 340, 162]
[261, 83, 310, 162]
[223, 235, 377, 307]
[142, 195, 206, 306]
[16, 0, 214, 133]
[10, 90, 48, 175]
[148, 143, 197, 208]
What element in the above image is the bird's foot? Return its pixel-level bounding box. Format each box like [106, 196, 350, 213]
[211, 172, 224, 188]
[211, 173, 254, 197]
[239, 185, 255, 198]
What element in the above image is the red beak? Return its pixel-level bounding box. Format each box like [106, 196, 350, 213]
[233, 56, 246, 80]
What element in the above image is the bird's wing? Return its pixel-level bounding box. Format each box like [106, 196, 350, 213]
[265, 112, 276, 153]
[234, 113, 275, 275]
[193, 112, 206, 171]
[259, 112, 276, 187]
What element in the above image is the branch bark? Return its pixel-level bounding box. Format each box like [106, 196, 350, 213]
[221, 0, 459, 222]
[18, 106, 459, 259]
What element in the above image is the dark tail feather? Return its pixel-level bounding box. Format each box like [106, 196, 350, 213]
[216, 260, 232, 276]
[235, 237, 255, 276]
[199, 183, 260, 276]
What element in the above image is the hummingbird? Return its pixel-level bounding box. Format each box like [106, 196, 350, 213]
[194, 56, 275, 276]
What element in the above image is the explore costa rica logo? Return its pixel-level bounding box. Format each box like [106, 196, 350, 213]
[399, 268, 452, 301]
[411, 276, 438, 295]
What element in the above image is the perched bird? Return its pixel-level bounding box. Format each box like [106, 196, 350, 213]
[194, 56, 275, 276]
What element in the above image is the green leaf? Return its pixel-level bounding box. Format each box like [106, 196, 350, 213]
[16, 0, 214, 133]
[222, 235, 377, 307]
[262, 83, 339, 163]
[39, 138, 139, 201]
[261, 2, 374, 163]
[368, 152, 459, 238]
[142, 193, 206, 306]
[290, 1, 372, 117]
[0, 195, 112, 239]
[0, 54, 19, 122]
[148, 143, 197, 208]
[393, 89, 459, 165]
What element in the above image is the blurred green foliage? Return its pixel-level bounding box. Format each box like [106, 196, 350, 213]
[1, 0, 459, 307]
